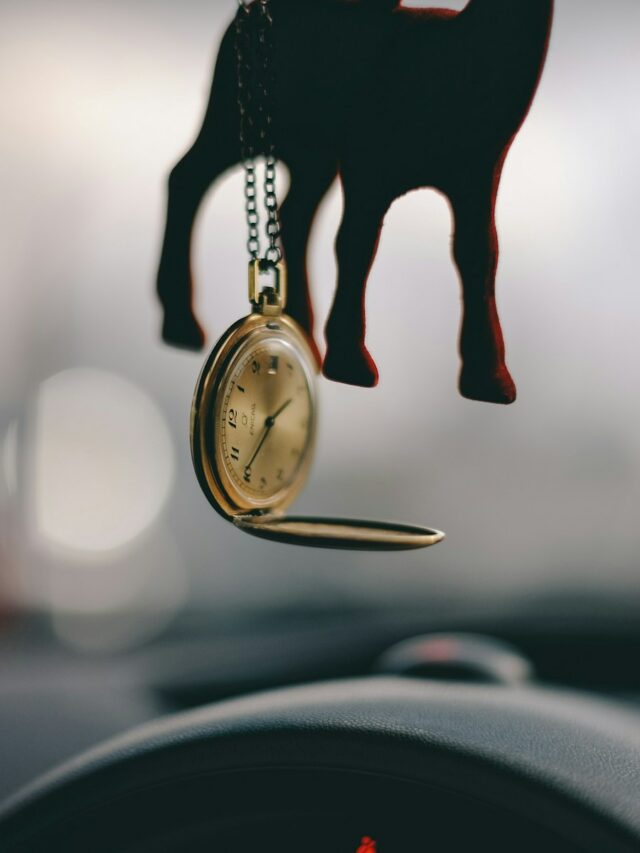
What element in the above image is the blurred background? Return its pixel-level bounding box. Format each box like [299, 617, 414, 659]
[1, 0, 639, 657]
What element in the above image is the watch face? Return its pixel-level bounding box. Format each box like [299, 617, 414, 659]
[215, 333, 315, 509]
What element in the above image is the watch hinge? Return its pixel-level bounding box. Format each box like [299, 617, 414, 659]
[235, 509, 284, 525]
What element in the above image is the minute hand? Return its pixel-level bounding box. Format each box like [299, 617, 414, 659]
[244, 398, 293, 472]
[245, 425, 272, 471]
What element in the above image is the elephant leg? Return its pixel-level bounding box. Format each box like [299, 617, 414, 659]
[279, 158, 337, 366]
[323, 183, 389, 387]
[449, 166, 516, 404]
[157, 26, 239, 351]
[157, 134, 237, 351]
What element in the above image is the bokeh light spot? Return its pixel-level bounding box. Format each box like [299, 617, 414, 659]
[32, 368, 175, 554]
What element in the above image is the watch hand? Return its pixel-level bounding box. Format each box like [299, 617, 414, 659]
[267, 397, 292, 424]
[244, 399, 293, 473]
[245, 424, 272, 472]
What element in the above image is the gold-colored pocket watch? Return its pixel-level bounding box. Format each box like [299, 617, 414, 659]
[190, 259, 445, 550]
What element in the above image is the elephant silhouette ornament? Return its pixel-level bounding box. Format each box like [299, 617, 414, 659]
[157, 0, 554, 404]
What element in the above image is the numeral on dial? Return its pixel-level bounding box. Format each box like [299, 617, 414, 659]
[231, 447, 240, 462]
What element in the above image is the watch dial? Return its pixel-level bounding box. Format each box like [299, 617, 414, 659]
[217, 337, 314, 505]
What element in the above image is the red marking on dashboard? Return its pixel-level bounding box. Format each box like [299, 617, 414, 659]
[422, 638, 457, 662]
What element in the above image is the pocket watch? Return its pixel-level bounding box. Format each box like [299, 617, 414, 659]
[190, 259, 445, 550]
[190, 3, 443, 550]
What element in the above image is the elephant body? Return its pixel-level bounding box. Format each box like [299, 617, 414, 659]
[158, 0, 554, 403]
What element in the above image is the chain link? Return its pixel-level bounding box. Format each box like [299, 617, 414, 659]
[235, 0, 282, 263]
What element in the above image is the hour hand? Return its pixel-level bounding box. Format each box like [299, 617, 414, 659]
[266, 398, 292, 426]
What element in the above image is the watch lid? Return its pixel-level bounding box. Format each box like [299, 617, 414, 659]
[233, 514, 445, 551]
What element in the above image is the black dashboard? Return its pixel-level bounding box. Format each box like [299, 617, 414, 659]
[2, 608, 640, 851]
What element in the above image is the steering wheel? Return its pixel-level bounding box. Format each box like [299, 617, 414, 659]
[1, 677, 639, 851]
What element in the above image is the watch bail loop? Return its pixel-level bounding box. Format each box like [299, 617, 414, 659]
[249, 257, 287, 316]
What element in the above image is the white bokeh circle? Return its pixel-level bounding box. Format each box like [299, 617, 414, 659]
[32, 368, 175, 554]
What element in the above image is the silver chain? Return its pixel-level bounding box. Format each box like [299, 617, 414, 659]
[235, 0, 282, 263]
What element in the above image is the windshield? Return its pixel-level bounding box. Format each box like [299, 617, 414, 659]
[1, 0, 639, 654]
